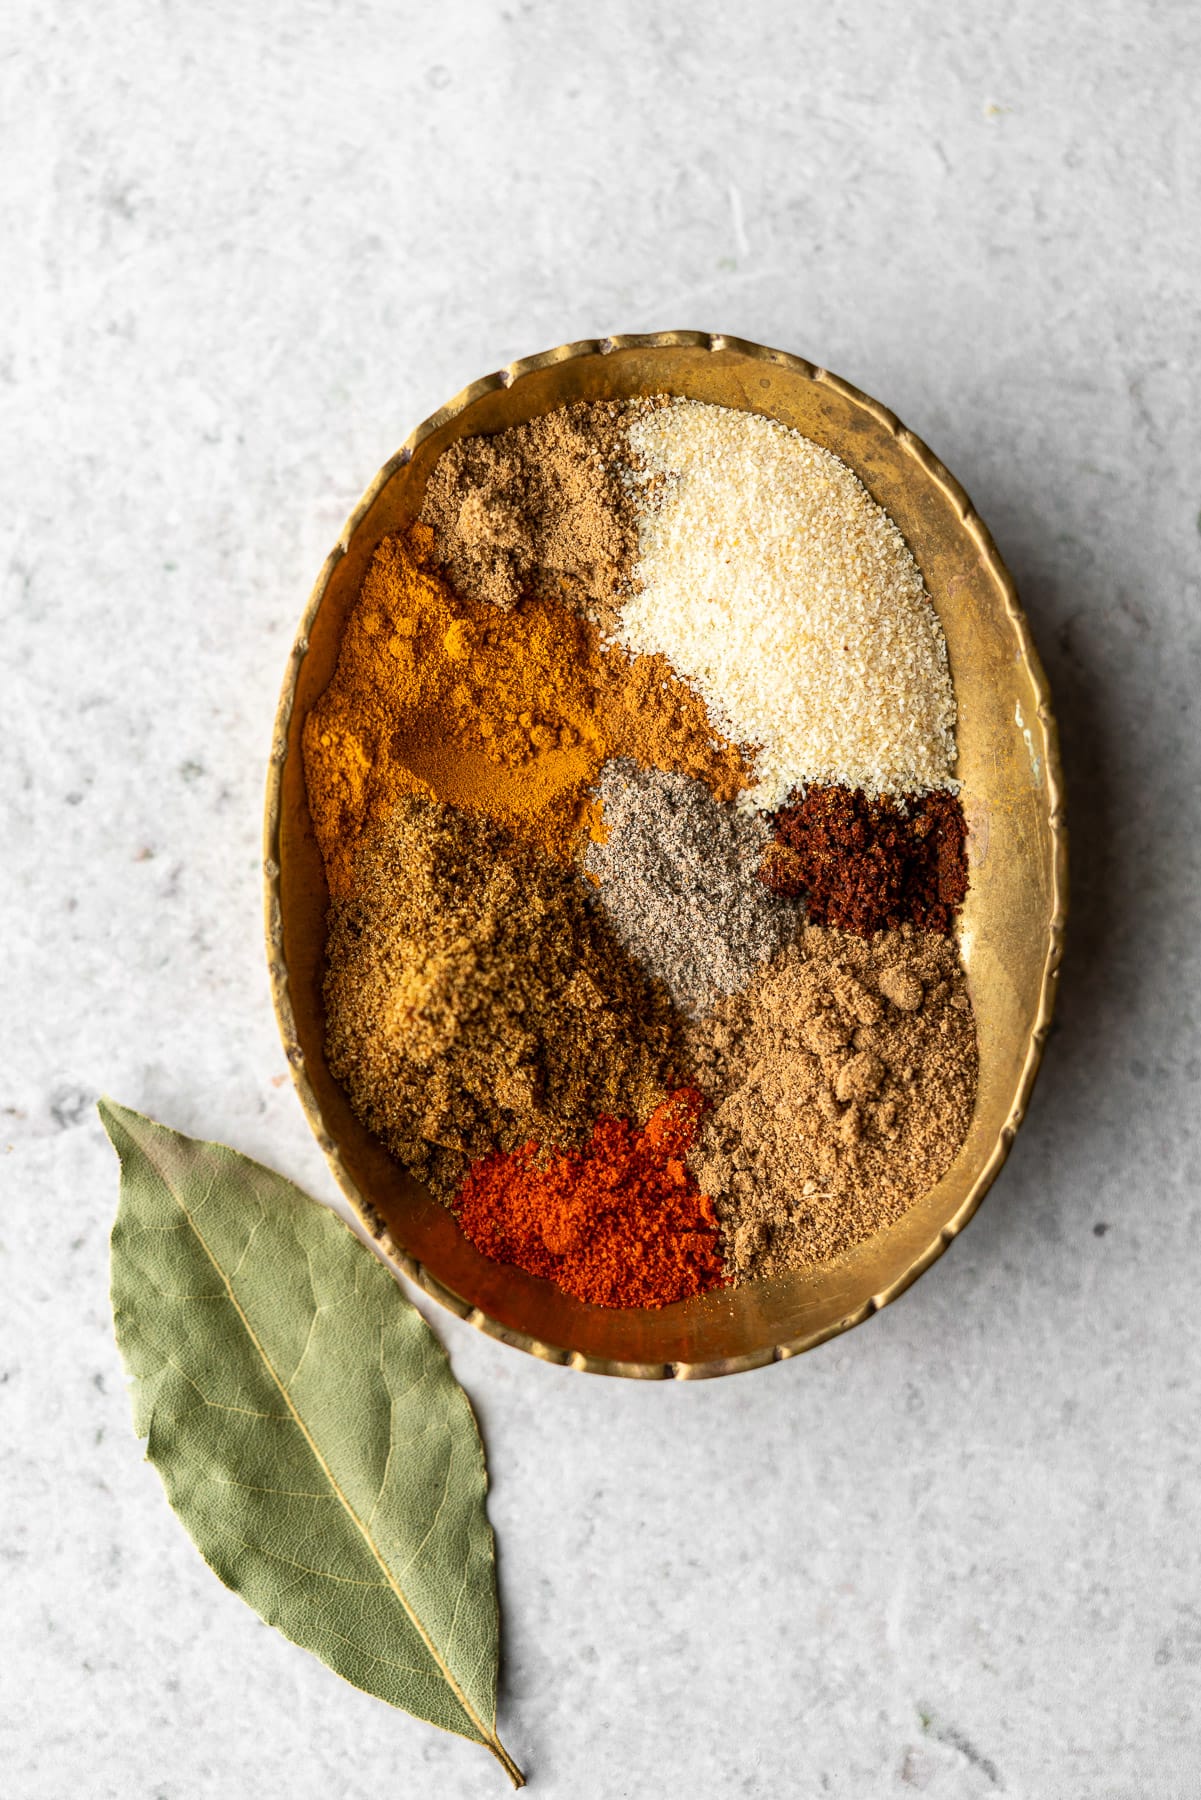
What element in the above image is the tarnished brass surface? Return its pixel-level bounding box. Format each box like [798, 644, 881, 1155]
[263, 333, 1067, 1380]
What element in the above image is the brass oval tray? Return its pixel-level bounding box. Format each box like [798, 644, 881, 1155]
[264, 332, 1067, 1380]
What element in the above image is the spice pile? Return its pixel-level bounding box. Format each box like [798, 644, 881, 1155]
[456, 1088, 723, 1309]
[324, 795, 680, 1198]
[686, 926, 976, 1279]
[306, 396, 978, 1309]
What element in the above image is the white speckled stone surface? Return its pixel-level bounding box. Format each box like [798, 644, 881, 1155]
[4, 3, 1200, 1795]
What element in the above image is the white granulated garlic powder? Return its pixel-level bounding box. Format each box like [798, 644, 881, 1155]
[617, 400, 957, 809]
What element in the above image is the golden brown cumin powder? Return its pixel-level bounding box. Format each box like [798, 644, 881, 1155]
[323, 794, 684, 1198]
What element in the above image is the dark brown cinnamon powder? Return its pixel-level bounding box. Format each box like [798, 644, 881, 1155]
[760, 785, 969, 934]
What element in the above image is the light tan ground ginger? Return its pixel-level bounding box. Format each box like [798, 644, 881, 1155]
[619, 400, 958, 808]
[685, 924, 977, 1280]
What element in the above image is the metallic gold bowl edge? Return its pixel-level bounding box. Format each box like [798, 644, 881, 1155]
[263, 331, 1068, 1381]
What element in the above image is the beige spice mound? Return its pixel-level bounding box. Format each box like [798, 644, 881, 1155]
[618, 400, 958, 808]
[324, 794, 684, 1198]
[685, 924, 977, 1281]
[418, 399, 650, 631]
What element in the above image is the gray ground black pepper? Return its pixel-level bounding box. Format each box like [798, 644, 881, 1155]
[584, 759, 801, 1016]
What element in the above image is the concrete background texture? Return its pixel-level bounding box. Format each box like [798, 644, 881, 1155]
[3, 2, 1199, 1795]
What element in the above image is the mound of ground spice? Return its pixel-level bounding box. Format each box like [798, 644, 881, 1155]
[686, 925, 977, 1281]
[760, 785, 969, 934]
[418, 399, 648, 629]
[584, 759, 801, 1016]
[618, 399, 958, 808]
[324, 795, 683, 1197]
[303, 525, 751, 893]
[454, 1088, 724, 1308]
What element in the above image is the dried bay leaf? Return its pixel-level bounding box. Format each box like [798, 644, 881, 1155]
[99, 1099, 524, 1787]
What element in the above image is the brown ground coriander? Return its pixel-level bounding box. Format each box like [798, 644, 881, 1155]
[685, 925, 977, 1280]
[324, 793, 684, 1197]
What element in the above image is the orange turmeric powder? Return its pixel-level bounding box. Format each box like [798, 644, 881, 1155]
[304, 524, 751, 894]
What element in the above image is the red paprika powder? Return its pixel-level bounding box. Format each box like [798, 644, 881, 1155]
[453, 1087, 725, 1309]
